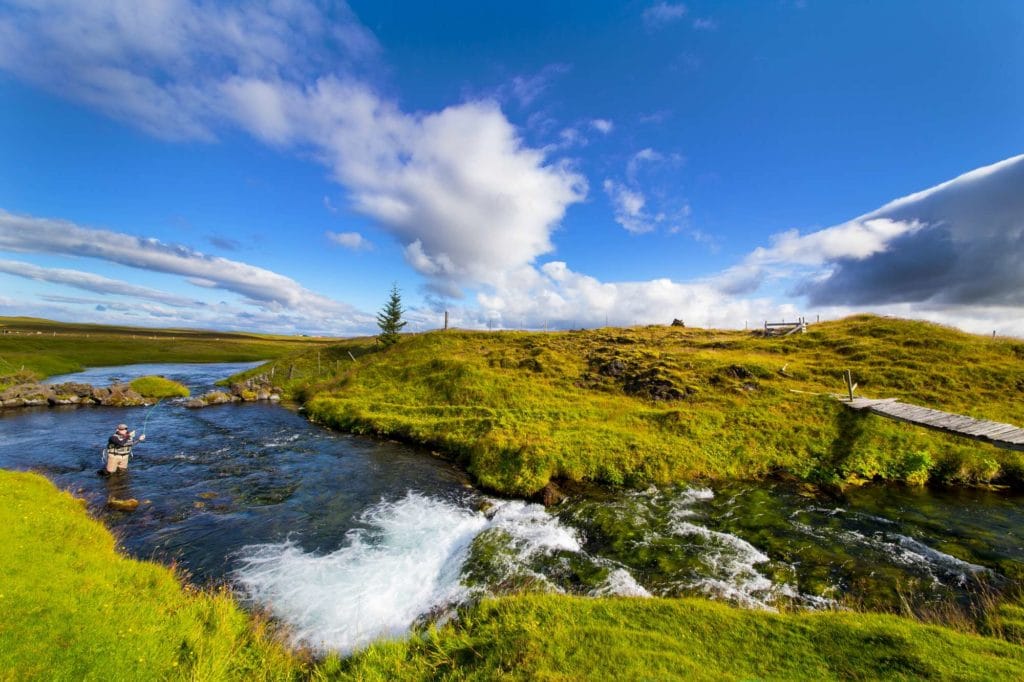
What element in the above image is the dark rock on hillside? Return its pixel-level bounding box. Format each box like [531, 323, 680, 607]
[536, 481, 566, 507]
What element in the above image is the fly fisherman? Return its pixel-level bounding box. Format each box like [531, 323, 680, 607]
[100, 423, 145, 476]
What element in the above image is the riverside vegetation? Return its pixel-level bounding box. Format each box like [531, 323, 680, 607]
[282, 315, 1024, 497]
[5, 314, 1024, 679]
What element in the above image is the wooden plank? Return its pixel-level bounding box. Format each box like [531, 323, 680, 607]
[842, 395, 1024, 452]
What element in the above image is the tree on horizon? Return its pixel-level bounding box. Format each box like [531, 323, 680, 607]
[376, 284, 407, 346]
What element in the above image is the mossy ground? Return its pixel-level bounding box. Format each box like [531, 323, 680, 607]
[5, 469, 1024, 680]
[129, 375, 191, 398]
[279, 315, 1024, 496]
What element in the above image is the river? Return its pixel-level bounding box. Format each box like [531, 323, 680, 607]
[4, 361, 1023, 653]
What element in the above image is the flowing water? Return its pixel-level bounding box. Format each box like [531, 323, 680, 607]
[3, 362, 1023, 653]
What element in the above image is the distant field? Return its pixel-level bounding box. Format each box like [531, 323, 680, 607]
[0, 316, 335, 388]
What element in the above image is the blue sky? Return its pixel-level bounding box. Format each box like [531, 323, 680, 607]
[1, 1, 1022, 335]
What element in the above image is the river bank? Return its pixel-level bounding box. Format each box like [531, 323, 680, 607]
[263, 315, 1024, 497]
[5, 468, 1023, 680]
[4, 317, 1024, 678]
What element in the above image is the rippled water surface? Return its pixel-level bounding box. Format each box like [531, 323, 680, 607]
[3, 362, 1023, 652]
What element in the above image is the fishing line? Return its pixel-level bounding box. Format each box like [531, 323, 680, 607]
[141, 397, 163, 436]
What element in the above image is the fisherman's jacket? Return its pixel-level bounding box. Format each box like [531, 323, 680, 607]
[107, 433, 135, 455]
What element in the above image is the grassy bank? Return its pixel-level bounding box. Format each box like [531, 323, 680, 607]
[284, 315, 1024, 496]
[0, 470, 299, 680]
[5, 469, 1024, 680]
[0, 316, 330, 389]
[340, 594, 1024, 681]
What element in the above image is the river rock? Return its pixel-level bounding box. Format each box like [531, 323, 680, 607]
[102, 383, 147, 407]
[537, 481, 566, 507]
[106, 497, 140, 512]
[1, 383, 54, 404]
[204, 391, 233, 405]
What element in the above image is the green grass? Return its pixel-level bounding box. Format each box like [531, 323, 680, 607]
[0, 316, 333, 389]
[129, 375, 190, 398]
[281, 315, 1024, 496]
[336, 594, 1024, 681]
[0, 470, 300, 681]
[5, 469, 1024, 681]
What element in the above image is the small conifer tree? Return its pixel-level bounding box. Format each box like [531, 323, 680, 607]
[376, 284, 407, 346]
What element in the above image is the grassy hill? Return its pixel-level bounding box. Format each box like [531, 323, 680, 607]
[269, 315, 1024, 496]
[0, 316, 333, 388]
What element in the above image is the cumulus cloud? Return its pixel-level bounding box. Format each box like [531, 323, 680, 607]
[590, 118, 614, 134]
[327, 230, 373, 251]
[0, 2, 587, 298]
[467, 260, 788, 331]
[643, 2, 688, 29]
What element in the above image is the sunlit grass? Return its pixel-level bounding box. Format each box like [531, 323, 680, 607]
[283, 315, 1024, 495]
[5, 469, 1024, 680]
[129, 375, 191, 398]
[0, 470, 300, 680]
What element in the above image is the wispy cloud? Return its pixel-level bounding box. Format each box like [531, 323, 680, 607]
[692, 18, 718, 31]
[0, 258, 200, 307]
[207, 235, 241, 251]
[603, 179, 656, 234]
[590, 118, 614, 134]
[643, 2, 687, 29]
[0, 210, 358, 317]
[326, 230, 373, 251]
[502, 63, 573, 108]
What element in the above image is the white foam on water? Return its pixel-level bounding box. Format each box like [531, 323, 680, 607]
[672, 486, 714, 518]
[233, 494, 596, 654]
[670, 519, 779, 609]
[667, 489, 832, 609]
[486, 499, 582, 557]
[264, 433, 302, 448]
[234, 492, 486, 654]
[890, 534, 989, 585]
[590, 568, 652, 598]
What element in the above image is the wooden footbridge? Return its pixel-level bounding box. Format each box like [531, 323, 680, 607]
[838, 370, 1024, 451]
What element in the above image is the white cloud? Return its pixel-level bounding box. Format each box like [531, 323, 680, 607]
[749, 218, 925, 266]
[724, 153, 1024, 332]
[590, 118, 614, 134]
[463, 260, 787, 331]
[693, 18, 718, 31]
[603, 179, 656, 234]
[643, 3, 687, 29]
[0, 0, 379, 141]
[0, 210, 361, 320]
[0, 3, 588, 298]
[503, 63, 572, 108]
[327, 230, 373, 251]
[626, 147, 664, 183]
[0, 258, 200, 307]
